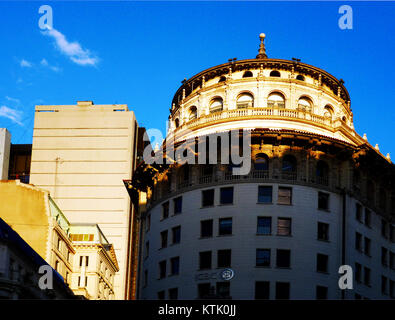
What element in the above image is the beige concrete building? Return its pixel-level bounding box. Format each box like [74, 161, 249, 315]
[29, 101, 138, 299]
[69, 224, 119, 300]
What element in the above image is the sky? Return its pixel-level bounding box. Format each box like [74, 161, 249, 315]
[0, 1, 394, 156]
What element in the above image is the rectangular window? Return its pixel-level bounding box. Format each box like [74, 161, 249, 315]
[199, 251, 212, 270]
[275, 282, 290, 300]
[276, 249, 291, 268]
[162, 201, 169, 220]
[172, 226, 181, 244]
[278, 187, 292, 205]
[316, 286, 328, 300]
[316, 254, 329, 273]
[157, 291, 165, 300]
[317, 222, 329, 241]
[256, 249, 271, 267]
[57, 238, 62, 251]
[200, 220, 213, 238]
[216, 282, 230, 298]
[146, 214, 151, 232]
[318, 192, 329, 210]
[390, 280, 394, 298]
[168, 288, 178, 300]
[258, 186, 272, 203]
[355, 263, 362, 283]
[145, 241, 149, 258]
[202, 189, 215, 207]
[198, 283, 211, 299]
[255, 281, 270, 299]
[355, 232, 362, 252]
[220, 187, 234, 205]
[364, 237, 371, 256]
[170, 257, 180, 275]
[217, 249, 231, 268]
[390, 252, 395, 270]
[144, 270, 148, 287]
[257, 217, 271, 235]
[174, 197, 182, 214]
[364, 209, 371, 227]
[219, 218, 232, 236]
[381, 219, 388, 238]
[356, 203, 363, 222]
[382, 276, 388, 295]
[160, 230, 168, 249]
[159, 260, 166, 279]
[277, 218, 292, 236]
[381, 247, 388, 266]
[364, 267, 371, 286]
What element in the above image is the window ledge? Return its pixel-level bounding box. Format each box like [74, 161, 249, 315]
[276, 234, 292, 237]
[318, 208, 330, 212]
[275, 267, 291, 270]
[256, 202, 273, 205]
[317, 239, 330, 243]
[201, 205, 215, 209]
[217, 234, 233, 238]
[199, 236, 213, 240]
[256, 233, 272, 236]
[218, 203, 234, 206]
[277, 203, 292, 206]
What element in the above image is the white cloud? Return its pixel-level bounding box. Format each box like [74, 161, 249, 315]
[42, 28, 99, 66]
[40, 58, 49, 66]
[6, 96, 21, 104]
[40, 58, 61, 72]
[0, 105, 23, 126]
[20, 59, 32, 68]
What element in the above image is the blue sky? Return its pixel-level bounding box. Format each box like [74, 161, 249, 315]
[0, 1, 394, 156]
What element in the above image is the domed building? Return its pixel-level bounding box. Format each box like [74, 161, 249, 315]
[136, 34, 395, 300]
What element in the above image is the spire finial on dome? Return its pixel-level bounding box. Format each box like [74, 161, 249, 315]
[256, 33, 267, 59]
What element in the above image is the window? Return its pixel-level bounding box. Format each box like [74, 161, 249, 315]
[316, 161, 329, 185]
[282, 155, 297, 174]
[174, 118, 180, 128]
[318, 192, 329, 210]
[296, 74, 305, 81]
[217, 249, 231, 268]
[157, 291, 165, 300]
[159, 260, 166, 279]
[57, 238, 62, 251]
[267, 92, 285, 108]
[364, 237, 371, 256]
[355, 263, 362, 283]
[174, 197, 182, 214]
[170, 257, 180, 275]
[275, 282, 290, 299]
[198, 283, 211, 299]
[317, 222, 329, 241]
[220, 187, 234, 205]
[202, 189, 215, 207]
[168, 288, 178, 300]
[270, 70, 281, 77]
[189, 106, 197, 120]
[160, 230, 168, 249]
[381, 247, 388, 266]
[364, 209, 371, 227]
[382, 276, 388, 295]
[390, 252, 395, 270]
[356, 203, 363, 222]
[382, 219, 388, 238]
[298, 96, 313, 111]
[146, 214, 151, 232]
[199, 251, 212, 270]
[172, 226, 181, 244]
[145, 241, 149, 258]
[219, 218, 232, 236]
[55, 260, 59, 272]
[355, 232, 362, 252]
[162, 201, 169, 220]
[254, 153, 269, 171]
[79, 256, 89, 267]
[243, 71, 253, 78]
[316, 254, 329, 273]
[258, 186, 272, 203]
[255, 281, 270, 299]
[200, 220, 213, 238]
[256, 249, 271, 267]
[144, 270, 148, 287]
[277, 218, 292, 236]
[390, 280, 395, 298]
[236, 92, 254, 109]
[316, 286, 328, 300]
[276, 249, 291, 268]
[257, 217, 271, 235]
[278, 187, 292, 205]
[209, 97, 223, 113]
[216, 282, 230, 298]
[364, 267, 371, 286]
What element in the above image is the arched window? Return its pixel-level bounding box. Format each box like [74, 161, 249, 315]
[267, 92, 285, 108]
[209, 97, 223, 113]
[218, 76, 226, 83]
[298, 96, 313, 111]
[282, 155, 297, 180]
[243, 71, 253, 78]
[174, 118, 180, 128]
[236, 93, 254, 109]
[316, 160, 329, 185]
[296, 75, 305, 81]
[270, 70, 281, 77]
[324, 105, 334, 120]
[188, 106, 197, 120]
[254, 153, 269, 171]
